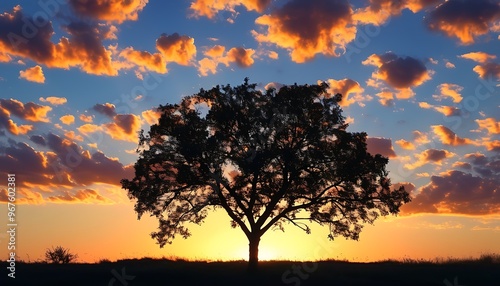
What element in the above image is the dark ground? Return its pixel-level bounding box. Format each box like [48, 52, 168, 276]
[1, 258, 499, 286]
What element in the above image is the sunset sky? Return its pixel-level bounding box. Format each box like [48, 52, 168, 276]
[0, 0, 499, 264]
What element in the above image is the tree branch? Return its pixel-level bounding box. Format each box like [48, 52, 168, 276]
[284, 215, 311, 233]
[210, 181, 251, 238]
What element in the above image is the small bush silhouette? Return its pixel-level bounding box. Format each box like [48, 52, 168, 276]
[98, 258, 112, 264]
[44, 246, 78, 264]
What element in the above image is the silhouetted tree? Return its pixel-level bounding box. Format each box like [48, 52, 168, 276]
[44, 246, 78, 264]
[121, 79, 410, 272]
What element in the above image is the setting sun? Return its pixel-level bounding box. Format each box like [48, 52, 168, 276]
[236, 246, 277, 262]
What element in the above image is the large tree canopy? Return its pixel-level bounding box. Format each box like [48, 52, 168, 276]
[121, 79, 410, 271]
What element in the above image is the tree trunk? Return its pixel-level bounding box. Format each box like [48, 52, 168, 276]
[247, 234, 260, 273]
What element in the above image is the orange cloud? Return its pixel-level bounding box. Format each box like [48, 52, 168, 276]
[104, 114, 142, 142]
[426, 0, 500, 45]
[79, 114, 94, 123]
[78, 123, 101, 136]
[0, 133, 135, 195]
[198, 45, 255, 76]
[353, 0, 441, 26]
[119, 33, 197, 74]
[375, 90, 394, 107]
[475, 118, 500, 135]
[463, 152, 489, 167]
[198, 45, 225, 76]
[402, 170, 500, 215]
[198, 58, 219, 76]
[0, 188, 45, 205]
[19, 65, 45, 83]
[47, 189, 112, 204]
[413, 130, 431, 144]
[39, 96, 67, 106]
[267, 51, 279, 60]
[416, 172, 430, 178]
[432, 125, 476, 146]
[0, 7, 118, 76]
[483, 140, 500, 152]
[54, 23, 119, 76]
[433, 106, 461, 117]
[11, 123, 33, 135]
[65, 130, 84, 142]
[472, 62, 500, 79]
[418, 102, 432, 109]
[0, 141, 54, 189]
[141, 109, 161, 125]
[156, 33, 197, 66]
[404, 148, 455, 170]
[363, 52, 432, 99]
[204, 45, 225, 58]
[0, 98, 52, 122]
[395, 139, 415, 150]
[323, 78, 368, 107]
[418, 102, 461, 117]
[433, 83, 463, 103]
[445, 61, 455, 68]
[0, 107, 33, 135]
[119, 48, 167, 74]
[252, 0, 356, 63]
[60, 115, 75, 125]
[68, 0, 148, 23]
[93, 103, 117, 117]
[189, 0, 271, 19]
[226, 47, 255, 68]
[88, 142, 98, 149]
[0, 51, 12, 62]
[459, 51, 500, 79]
[345, 116, 354, 125]
[452, 161, 472, 170]
[366, 137, 396, 158]
[263, 82, 284, 91]
[459, 52, 496, 63]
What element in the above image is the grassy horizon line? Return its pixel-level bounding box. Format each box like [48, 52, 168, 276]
[7, 252, 500, 265]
